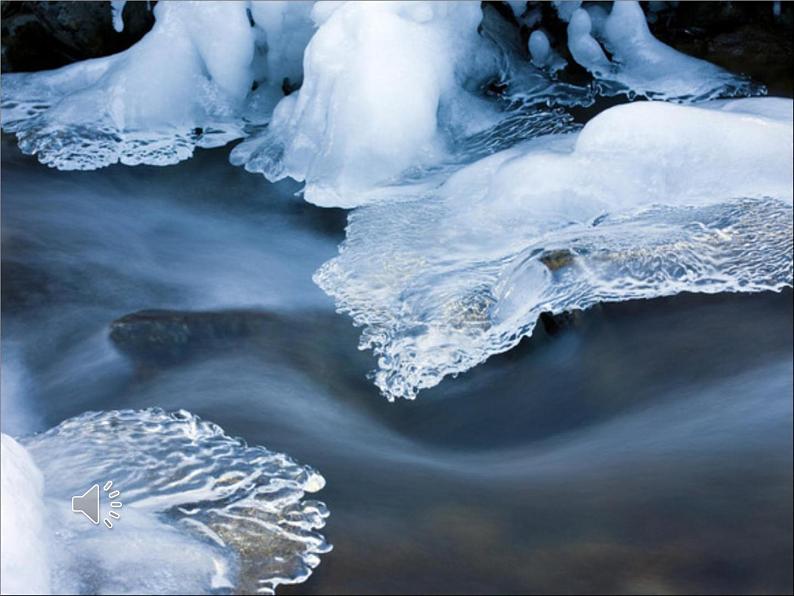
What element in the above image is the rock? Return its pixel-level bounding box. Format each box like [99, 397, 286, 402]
[1, 1, 154, 73]
[109, 309, 283, 364]
[108, 307, 376, 388]
[538, 309, 584, 335]
[539, 248, 575, 272]
[648, 0, 794, 96]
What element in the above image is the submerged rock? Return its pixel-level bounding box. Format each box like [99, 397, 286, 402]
[109, 309, 282, 364]
[538, 248, 576, 272]
[108, 307, 377, 391]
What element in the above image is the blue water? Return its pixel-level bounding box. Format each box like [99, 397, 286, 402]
[2, 137, 791, 594]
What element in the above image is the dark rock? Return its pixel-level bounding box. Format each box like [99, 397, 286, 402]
[109, 309, 283, 364]
[108, 307, 377, 387]
[648, 1, 794, 96]
[538, 309, 584, 336]
[1, 1, 155, 73]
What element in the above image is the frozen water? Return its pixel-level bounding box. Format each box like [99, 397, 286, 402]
[231, 1, 502, 207]
[3, 1, 763, 181]
[529, 30, 566, 73]
[1, 1, 317, 171]
[230, 2, 600, 208]
[110, 1, 127, 32]
[1, 1, 256, 170]
[567, 8, 611, 75]
[8, 409, 330, 595]
[553, 1, 583, 23]
[566, 1, 762, 101]
[315, 98, 794, 399]
[1, 1, 788, 404]
[0, 435, 50, 595]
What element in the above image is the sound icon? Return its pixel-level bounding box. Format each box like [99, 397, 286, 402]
[71, 481, 123, 528]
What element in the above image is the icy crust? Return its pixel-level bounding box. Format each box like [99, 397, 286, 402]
[314, 99, 794, 400]
[22, 408, 330, 595]
[0, 1, 314, 171]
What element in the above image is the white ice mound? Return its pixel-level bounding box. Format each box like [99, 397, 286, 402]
[567, 1, 761, 101]
[230, 1, 591, 208]
[1, 434, 51, 596]
[231, 1, 490, 207]
[19, 409, 330, 595]
[0, 1, 315, 171]
[314, 98, 794, 400]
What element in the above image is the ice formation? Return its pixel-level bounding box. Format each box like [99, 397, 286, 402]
[1, 435, 51, 596]
[566, 2, 760, 101]
[553, 1, 583, 23]
[2, 409, 330, 595]
[1, 1, 791, 401]
[2, 1, 759, 178]
[528, 30, 566, 73]
[231, 1, 511, 207]
[0, 1, 314, 170]
[233, 0, 760, 205]
[110, 0, 127, 33]
[315, 98, 794, 399]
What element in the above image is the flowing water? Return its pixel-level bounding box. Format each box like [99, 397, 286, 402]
[2, 136, 792, 594]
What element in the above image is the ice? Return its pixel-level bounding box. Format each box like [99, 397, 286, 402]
[553, 1, 583, 22]
[247, 1, 315, 113]
[314, 98, 794, 400]
[8, 409, 330, 595]
[1, 1, 255, 169]
[234, 0, 763, 207]
[110, 1, 127, 32]
[1, 1, 787, 405]
[567, 8, 611, 75]
[506, 1, 527, 19]
[528, 30, 566, 73]
[4, 1, 762, 181]
[0, 1, 316, 171]
[231, 1, 503, 207]
[1, 434, 50, 595]
[566, 1, 761, 101]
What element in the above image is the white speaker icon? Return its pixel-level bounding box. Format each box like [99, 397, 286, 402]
[72, 481, 123, 528]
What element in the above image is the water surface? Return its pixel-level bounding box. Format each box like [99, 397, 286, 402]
[2, 137, 791, 595]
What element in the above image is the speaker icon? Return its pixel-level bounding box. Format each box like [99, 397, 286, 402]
[72, 481, 123, 528]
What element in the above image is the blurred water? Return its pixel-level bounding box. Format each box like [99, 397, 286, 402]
[2, 138, 792, 594]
